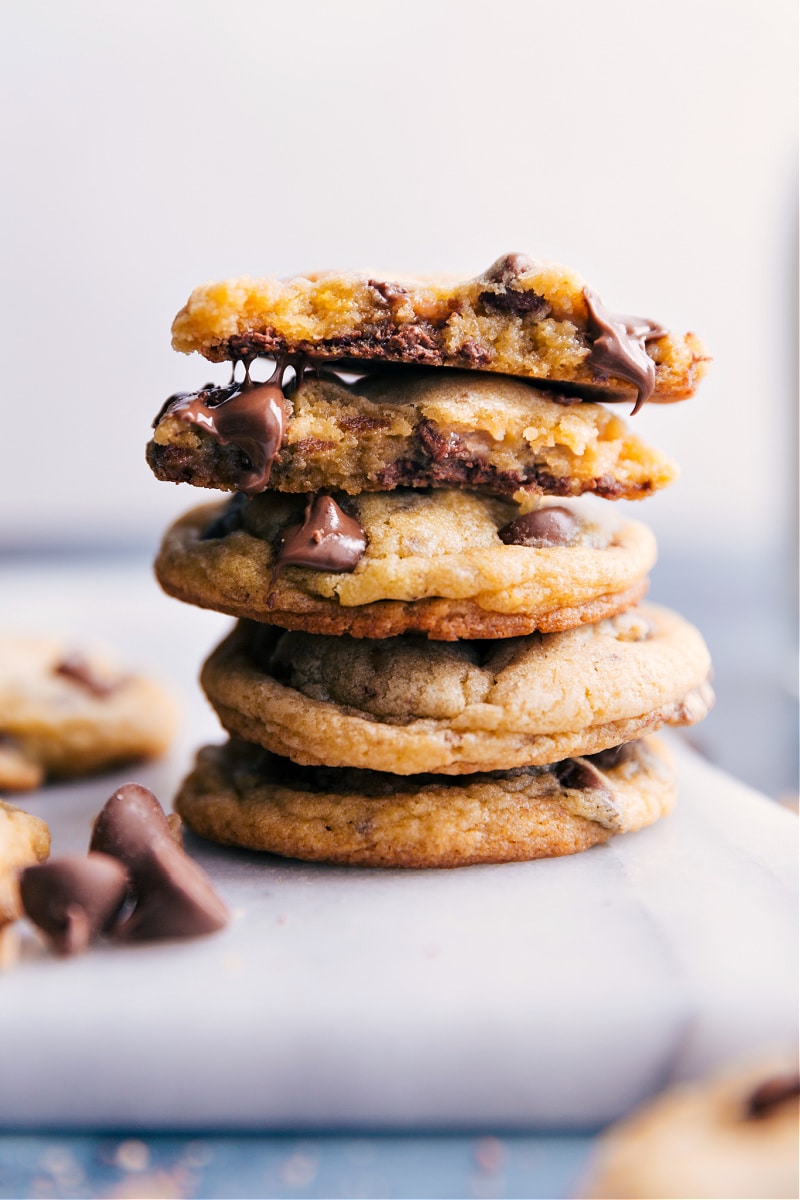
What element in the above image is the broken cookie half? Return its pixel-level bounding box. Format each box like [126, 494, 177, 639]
[171, 253, 709, 407]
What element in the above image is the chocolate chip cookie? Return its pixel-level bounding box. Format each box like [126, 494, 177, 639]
[170, 254, 709, 406]
[147, 367, 678, 499]
[0, 800, 50, 924]
[175, 736, 676, 867]
[200, 607, 713, 775]
[0, 636, 178, 789]
[155, 492, 656, 639]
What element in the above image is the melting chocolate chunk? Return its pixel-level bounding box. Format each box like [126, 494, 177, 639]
[19, 854, 129, 955]
[90, 783, 229, 942]
[159, 359, 293, 495]
[55, 654, 118, 698]
[200, 493, 247, 540]
[498, 506, 578, 548]
[274, 494, 367, 577]
[552, 758, 615, 801]
[746, 1074, 800, 1119]
[583, 289, 666, 413]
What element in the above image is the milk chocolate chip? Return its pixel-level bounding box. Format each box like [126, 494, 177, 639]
[479, 253, 549, 318]
[484, 253, 535, 284]
[113, 836, 229, 942]
[274, 494, 367, 576]
[498, 506, 577, 548]
[553, 758, 615, 801]
[90, 783, 170, 867]
[19, 854, 129, 955]
[91, 784, 229, 941]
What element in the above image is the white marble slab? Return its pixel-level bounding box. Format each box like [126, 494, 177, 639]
[0, 562, 796, 1130]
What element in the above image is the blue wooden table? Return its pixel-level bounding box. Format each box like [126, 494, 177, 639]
[0, 1133, 596, 1199]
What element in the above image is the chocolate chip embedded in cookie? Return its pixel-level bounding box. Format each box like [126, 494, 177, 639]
[200, 606, 714, 775]
[170, 255, 709, 406]
[0, 637, 178, 789]
[155, 492, 656, 640]
[581, 1056, 800, 1200]
[147, 367, 678, 499]
[175, 736, 676, 868]
[0, 799, 51, 925]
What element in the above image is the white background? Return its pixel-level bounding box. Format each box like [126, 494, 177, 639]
[0, 0, 796, 557]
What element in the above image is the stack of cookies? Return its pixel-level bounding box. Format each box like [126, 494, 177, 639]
[147, 254, 713, 868]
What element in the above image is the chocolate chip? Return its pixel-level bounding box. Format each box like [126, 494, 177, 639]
[19, 854, 129, 955]
[273, 494, 367, 576]
[90, 783, 171, 868]
[368, 279, 408, 306]
[55, 654, 118, 698]
[387, 324, 440, 357]
[746, 1074, 800, 1119]
[498, 506, 578, 547]
[477, 289, 549, 318]
[417, 419, 457, 463]
[90, 784, 229, 942]
[552, 758, 615, 800]
[112, 837, 229, 942]
[484, 253, 535, 284]
[457, 339, 493, 367]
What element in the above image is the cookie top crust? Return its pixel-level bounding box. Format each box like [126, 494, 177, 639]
[175, 735, 676, 868]
[0, 636, 178, 790]
[155, 493, 656, 639]
[201, 606, 714, 774]
[170, 254, 710, 405]
[148, 367, 678, 500]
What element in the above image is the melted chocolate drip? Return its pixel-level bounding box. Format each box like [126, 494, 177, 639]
[162, 359, 293, 495]
[583, 288, 666, 414]
[273, 494, 367, 579]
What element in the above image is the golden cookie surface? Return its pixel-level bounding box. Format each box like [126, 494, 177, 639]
[0, 800, 50, 923]
[155, 493, 655, 640]
[201, 606, 713, 775]
[176, 736, 675, 868]
[148, 369, 678, 499]
[171, 255, 708, 403]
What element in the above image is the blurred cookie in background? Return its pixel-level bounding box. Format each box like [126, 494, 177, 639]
[0, 636, 178, 791]
[580, 1054, 800, 1200]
